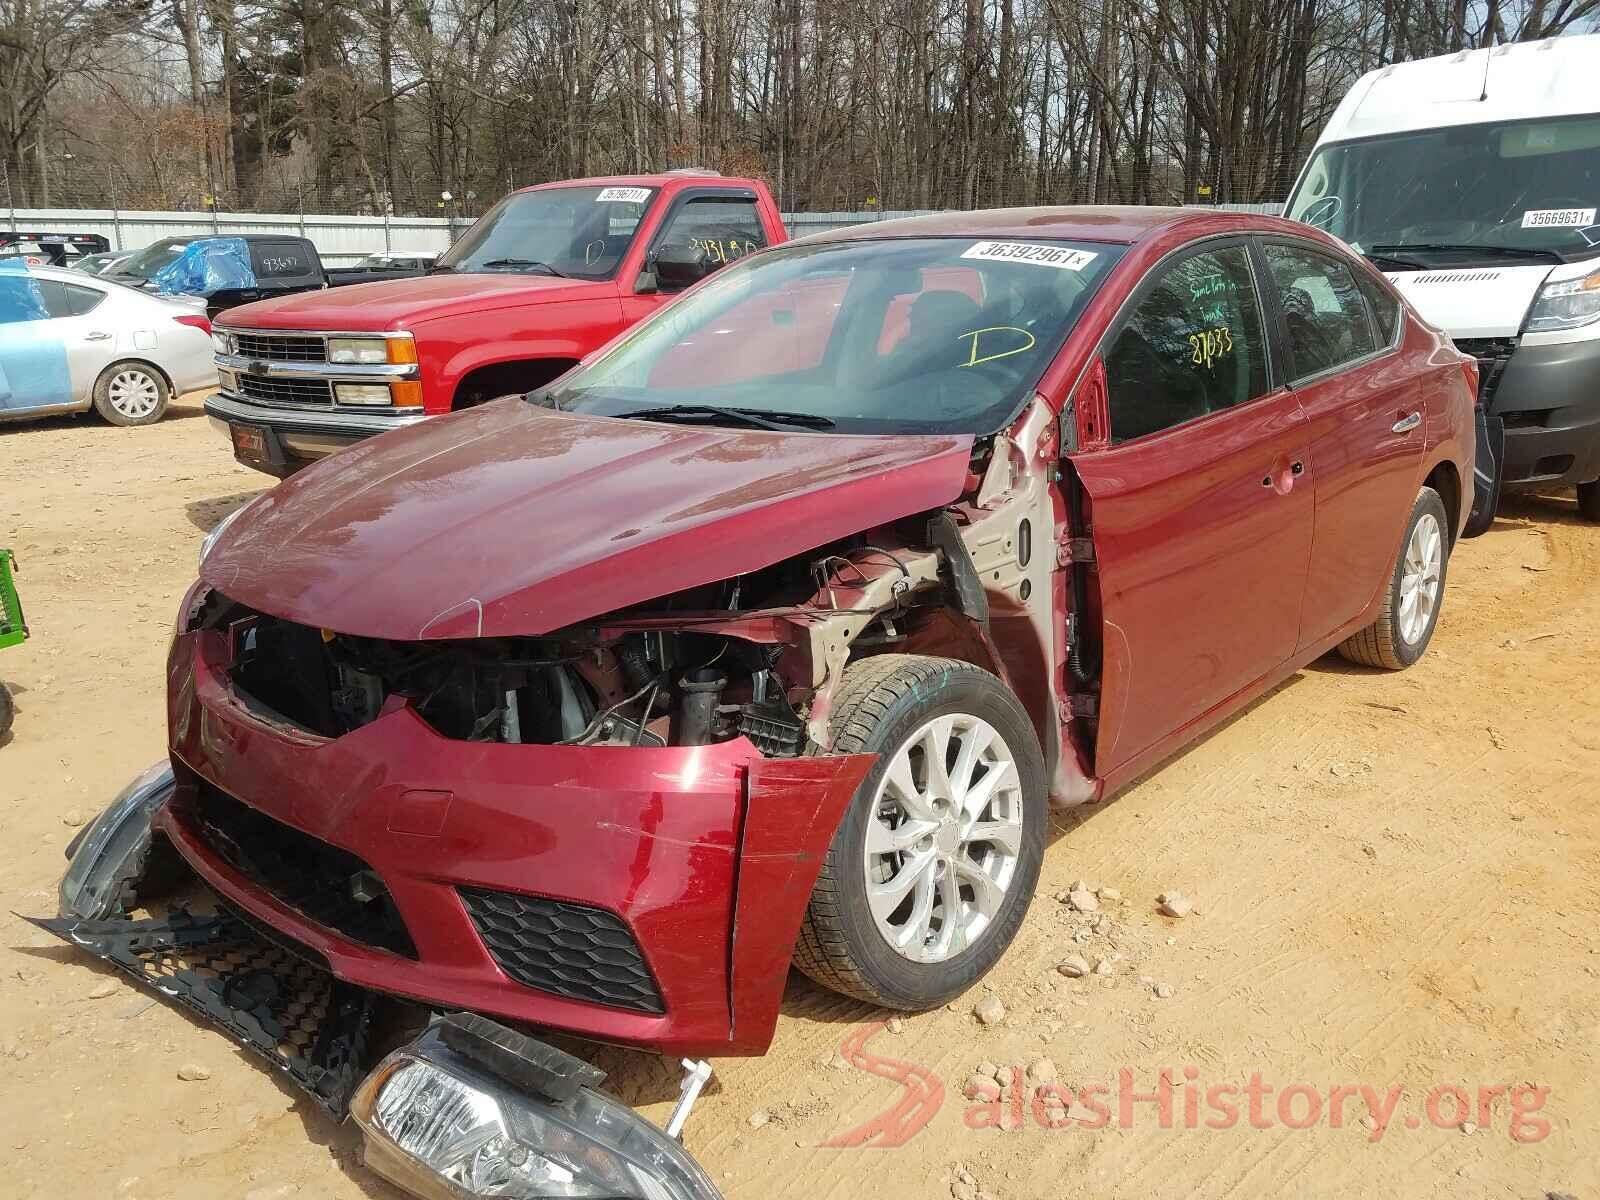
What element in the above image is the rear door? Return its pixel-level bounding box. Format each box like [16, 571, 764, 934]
[1255, 238, 1425, 646]
[1069, 238, 1314, 778]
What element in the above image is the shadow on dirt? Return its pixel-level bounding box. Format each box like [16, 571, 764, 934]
[185, 490, 266, 534]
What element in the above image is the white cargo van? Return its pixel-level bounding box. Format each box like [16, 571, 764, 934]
[1285, 34, 1600, 525]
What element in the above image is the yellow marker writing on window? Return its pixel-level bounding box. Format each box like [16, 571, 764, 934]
[958, 326, 1036, 368]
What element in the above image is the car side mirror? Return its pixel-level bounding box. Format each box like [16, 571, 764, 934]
[653, 243, 714, 290]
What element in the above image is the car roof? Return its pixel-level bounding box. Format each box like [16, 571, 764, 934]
[15, 264, 109, 284]
[799, 205, 1271, 247]
[523, 171, 764, 192]
[1314, 32, 1600, 146]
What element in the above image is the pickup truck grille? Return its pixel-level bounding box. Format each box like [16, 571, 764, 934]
[233, 331, 326, 362]
[238, 375, 334, 406]
[1453, 336, 1518, 408]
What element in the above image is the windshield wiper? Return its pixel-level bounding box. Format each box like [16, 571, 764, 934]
[475, 258, 568, 277]
[1361, 250, 1432, 271]
[625, 404, 835, 431]
[1371, 242, 1567, 264]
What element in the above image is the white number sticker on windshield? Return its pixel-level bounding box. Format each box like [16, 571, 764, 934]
[960, 241, 1099, 271]
[1521, 207, 1597, 229]
[597, 186, 652, 203]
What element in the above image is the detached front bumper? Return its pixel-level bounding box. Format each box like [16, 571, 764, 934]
[205, 392, 427, 476]
[164, 630, 872, 1057]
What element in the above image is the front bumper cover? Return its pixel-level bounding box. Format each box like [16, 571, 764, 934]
[1489, 336, 1600, 487]
[166, 628, 873, 1057]
[204, 392, 427, 473]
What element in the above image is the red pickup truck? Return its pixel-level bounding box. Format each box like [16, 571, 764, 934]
[205, 170, 786, 475]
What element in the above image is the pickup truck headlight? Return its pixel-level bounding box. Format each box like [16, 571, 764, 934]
[327, 336, 392, 364]
[1525, 269, 1600, 333]
[335, 383, 396, 406]
[211, 330, 234, 355]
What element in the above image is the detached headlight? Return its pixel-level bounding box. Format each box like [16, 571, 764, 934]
[199, 497, 257, 567]
[59, 760, 175, 920]
[1526, 269, 1600, 333]
[351, 1025, 721, 1200]
[328, 336, 395, 364]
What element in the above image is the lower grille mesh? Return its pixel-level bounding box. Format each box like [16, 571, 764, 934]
[459, 887, 664, 1014]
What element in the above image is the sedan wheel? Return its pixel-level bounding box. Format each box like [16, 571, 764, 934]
[93, 362, 169, 427]
[864, 713, 1025, 964]
[1338, 486, 1450, 670]
[795, 655, 1046, 1009]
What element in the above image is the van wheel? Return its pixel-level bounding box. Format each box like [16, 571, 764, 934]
[93, 362, 169, 427]
[794, 655, 1047, 1009]
[1338, 486, 1450, 670]
[1578, 480, 1600, 523]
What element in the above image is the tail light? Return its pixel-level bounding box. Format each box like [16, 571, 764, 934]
[174, 314, 212, 335]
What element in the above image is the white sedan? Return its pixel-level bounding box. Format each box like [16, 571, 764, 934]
[0, 264, 217, 427]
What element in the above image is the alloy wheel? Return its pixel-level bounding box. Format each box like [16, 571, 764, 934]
[1398, 511, 1443, 645]
[862, 713, 1025, 964]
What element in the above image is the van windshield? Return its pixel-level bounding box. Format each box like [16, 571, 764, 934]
[435, 186, 658, 281]
[543, 236, 1124, 435]
[1287, 114, 1600, 264]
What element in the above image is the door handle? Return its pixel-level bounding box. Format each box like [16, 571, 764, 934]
[84, 331, 112, 342]
[1392, 412, 1422, 434]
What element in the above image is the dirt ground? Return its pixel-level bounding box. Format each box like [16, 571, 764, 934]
[1, 397, 1596, 1200]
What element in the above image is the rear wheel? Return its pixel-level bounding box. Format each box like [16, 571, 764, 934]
[794, 655, 1047, 1009]
[1338, 486, 1450, 670]
[93, 362, 169, 427]
[1578, 480, 1600, 523]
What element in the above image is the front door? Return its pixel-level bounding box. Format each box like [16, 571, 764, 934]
[1256, 239, 1428, 645]
[1069, 239, 1314, 778]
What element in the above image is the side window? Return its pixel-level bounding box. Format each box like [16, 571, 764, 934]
[1356, 272, 1401, 345]
[654, 196, 768, 272]
[64, 283, 105, 316]
[1263, 243, 1378, 380]
[35, 280, 73, 319]
[1105, 245, 1269, 443]
[252, 241, 314, 278]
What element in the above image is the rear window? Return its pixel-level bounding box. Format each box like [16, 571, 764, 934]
[251, 242, 315, 278]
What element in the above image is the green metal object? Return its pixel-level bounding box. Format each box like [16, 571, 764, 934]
[0, 549, 27, 652]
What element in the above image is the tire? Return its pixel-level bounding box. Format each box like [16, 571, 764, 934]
[794, 654, 1047, 1009]
[92, 361, 170, 427]
[1338, 486, 1450, 670]
[0, 682, 12, 737]
[1578, 480, 1600, 523]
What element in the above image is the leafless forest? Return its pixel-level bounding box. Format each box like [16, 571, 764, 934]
[2, 0, 1596, 215]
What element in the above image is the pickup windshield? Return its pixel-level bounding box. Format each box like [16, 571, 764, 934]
[1287, 113, 1600, 265]
[110, 240, 190, 282]
[543, 236, 1124, 434]
[435, 186, 658, 281]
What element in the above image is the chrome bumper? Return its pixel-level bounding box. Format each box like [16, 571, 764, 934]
[205, 392, 427, 464]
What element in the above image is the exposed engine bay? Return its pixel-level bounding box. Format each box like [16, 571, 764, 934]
[185, 399, 1101, 804]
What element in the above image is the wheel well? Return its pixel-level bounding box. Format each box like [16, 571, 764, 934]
[98, 358, 175, 397]
[1424, 460, 1461, 544]
[452, 359, 579, 410]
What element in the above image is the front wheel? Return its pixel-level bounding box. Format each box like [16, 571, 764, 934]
[1578, 480, 1600, 523]
[793, 655, 1047, 1009]
[93, 362, 169, 427]
[1338, 486, 1450, 670]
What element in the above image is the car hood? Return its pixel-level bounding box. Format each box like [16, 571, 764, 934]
[1385, 263, 1553, 339]
[217, 273, 616, 331]
[202, 401, 975, 640]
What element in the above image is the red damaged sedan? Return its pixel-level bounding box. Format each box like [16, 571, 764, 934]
[53, 208, 1475, 1120]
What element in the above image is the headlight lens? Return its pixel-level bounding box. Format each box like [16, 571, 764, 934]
[58, 760, 175, 920]
[1525, 270, 1600, 333]
[212, 330, 234, 355]
[351, 1034, 721, 1200]
[334, 382, 394, 406]
[327, 336, 392, 364]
